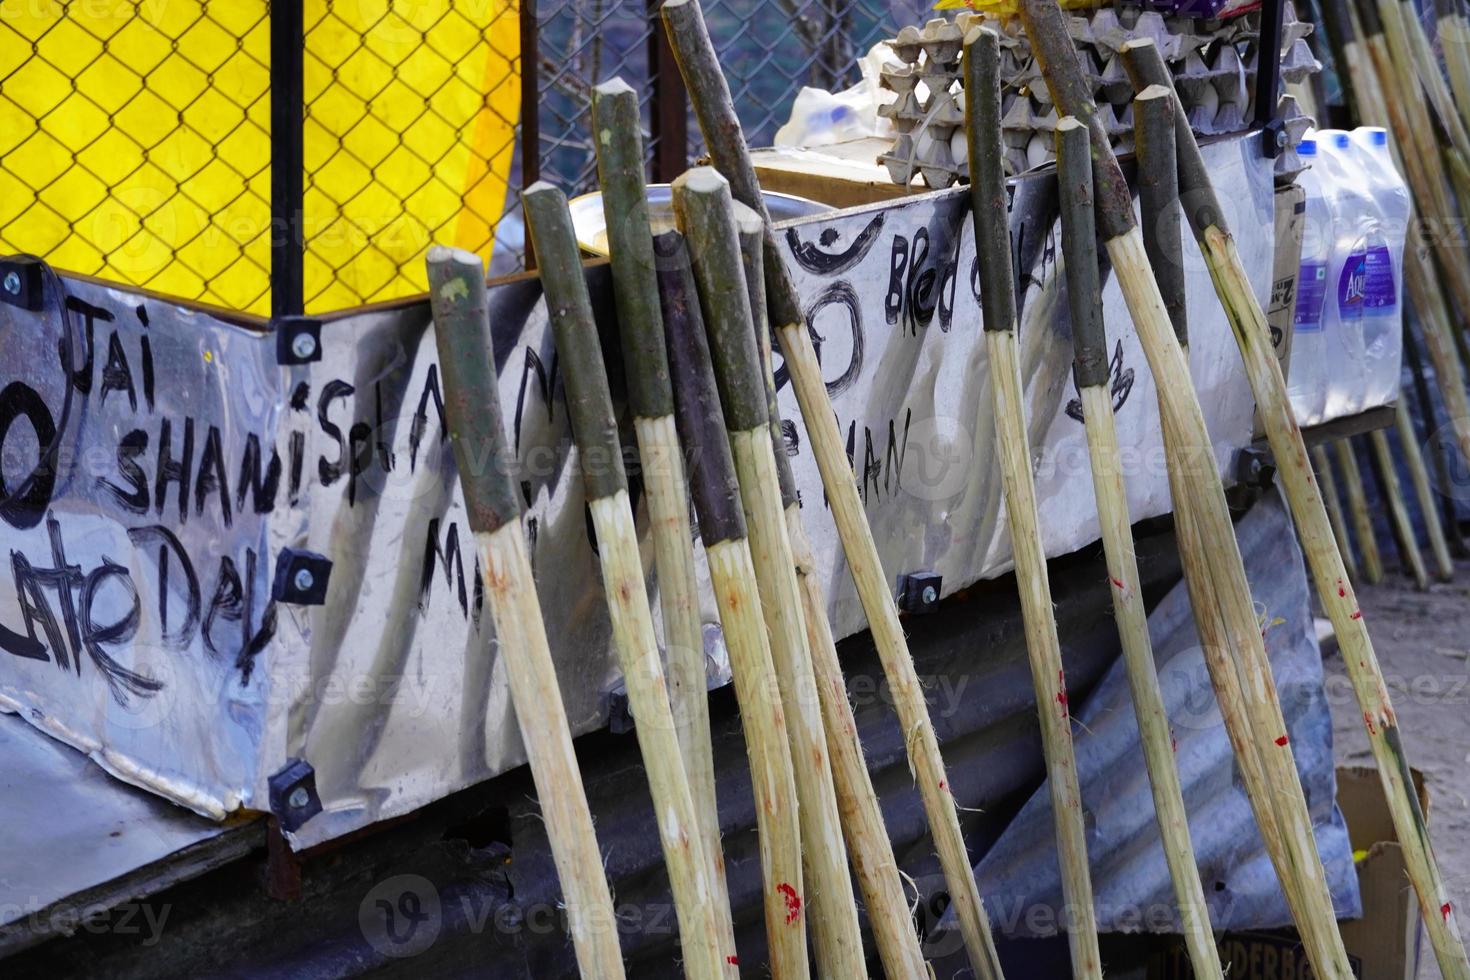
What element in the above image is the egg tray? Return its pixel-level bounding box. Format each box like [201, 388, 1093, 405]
[877, 2, 1319, 188]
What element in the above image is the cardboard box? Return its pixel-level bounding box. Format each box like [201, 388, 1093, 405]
[1148, 766, 1425, 979]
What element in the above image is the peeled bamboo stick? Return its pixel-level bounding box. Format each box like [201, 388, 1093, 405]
[1314, 0, 1470, 462]
[967, 35, 1101, 978]
[1367, 427, 1430, 589]
[674, 168, 867, 979]
[659, 2, 1006, 975]
[591, 79, 738, 968]
[426, 246, 625, 979]
[1355, 0, 1470, 325]
[656, 227, 808, 979]
[736, 208, 929, 978]
[1020, 12, 1352, 970]
[1394, 397, 1455, 581]
[1064, 109, 1223, 978]
[1311, 446, 1360, 583]
[1433, 0, 1470, 135]
[1336, 440, 1386, 583]
[523, 183, 729, 979]
[1119, 39, 1470, 975]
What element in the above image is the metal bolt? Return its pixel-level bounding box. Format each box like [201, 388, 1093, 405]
[293, 567, 315, 593]
[2, 272, 19, 296]
[921, 585, 938, 605]
[290, 330, 318, 360]
[287, 786, 311, 810]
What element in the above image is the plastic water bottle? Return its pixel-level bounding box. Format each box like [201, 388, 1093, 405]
[1348, 126, 1408, 410]
[1314, 129, 1378, 418]
[1289, 137, 1330, 425]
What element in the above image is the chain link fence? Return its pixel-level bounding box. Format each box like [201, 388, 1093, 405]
[2, 0, 918, 318]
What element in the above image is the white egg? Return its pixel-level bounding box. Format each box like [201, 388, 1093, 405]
[1026, 131, 1051, 169]
[951, 129, 968, 167]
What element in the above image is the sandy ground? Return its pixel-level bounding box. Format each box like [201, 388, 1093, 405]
[1322, 557, 1470, 980]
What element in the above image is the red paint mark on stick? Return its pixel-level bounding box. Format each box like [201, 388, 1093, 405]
[1274, 735, 1290, 747]
[1364, 712, 1377, 736]
[1444, 903, 1453, 922]
[1110, 576, 1125, 590]
[1350, 610, 1363, 621]
[727, 955, 740, 966]
[938, 779, 947, 792]
[777, 882, 802, 924]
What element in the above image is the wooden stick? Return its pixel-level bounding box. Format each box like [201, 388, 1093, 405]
[1367, 427, 1431, 589]
[1019, 10, 1353, 969]
[426, 246, 626, 980]
[1311, 446, 1361, 583]
[1061, 110, 1223, 978]
[1312, 0, 1470, 464]
[1354, 0, 1470, 327]
[591, 79, 738, 968]
[673, 167, 868, 979]
[1335, 440, 1386, 583]
[1433, 0, 1470, 135]
[659, 4, 1007, 974]
[1396, 397, 1456, 581]
[523, 183, 730, 980]
[967, 33, 1101, 978]
[656, 226, 808, 979]
[1386, 0, 1470, 157]
[1120, 39, 1470, 976]
[736, 206, 929, 979]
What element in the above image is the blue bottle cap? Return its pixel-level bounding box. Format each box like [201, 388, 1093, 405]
[1298, 138, 1316, 156]
[1367, 127, 1388, 147]
[1334, 133, 1351, 149]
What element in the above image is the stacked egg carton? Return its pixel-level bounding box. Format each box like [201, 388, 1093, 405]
[877, 2, 1319, 187]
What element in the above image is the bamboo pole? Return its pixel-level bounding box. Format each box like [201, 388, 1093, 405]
[1018, 9, 1352, 968]
[655, 226, 808, 979]
[1367, 428, 1431, 589]
[426, 246, 626, 979]
[736, 207, 930, 979]
[523, 183, 730, 979]
[1354, 0, 1470, 327]
[1394, 397, 1456, 581]
[1433, 0, 1470, 135]
[1056, 112, 1223, 979]
[591, 79, 738, 968]
[1404, 326, 1469, 557]
[659, 2, 1006, 975]
[1313, 0, 1470, 465]
[1120, 39, 1470, 976]
[1311, 446, 1360, 583]
[967, 33, 1101, 978]
[674, 167, 868, 979]
[1386, 0, 1470, 156]
[1335, 440, 1386, 583]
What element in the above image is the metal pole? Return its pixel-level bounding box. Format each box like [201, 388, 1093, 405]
[270, 0, 305, 317]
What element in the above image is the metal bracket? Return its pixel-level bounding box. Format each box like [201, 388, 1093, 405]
[272, 548, 332, 605]
[268, 759, 322, 832]
[1261, 118, 1289, 160]
[1235, 447, 1277, 489]
[0, 258, 44, 312]
[274, 316, 321, 365]
[897, 570, 943, 614]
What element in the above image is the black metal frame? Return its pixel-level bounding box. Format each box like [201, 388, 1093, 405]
[269, 0, 306, 319]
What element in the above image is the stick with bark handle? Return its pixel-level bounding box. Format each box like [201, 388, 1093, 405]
[1017, 1, 1354, 969]
[656, 226, 809, 979]
[523, 183, 730, 980]
[736, 203, 930, 979]
[426, 246, 626, 979]
[1056, 112, 1222, 979]
[659, 3, 1006, 973]
[591, 79, 739, 970]
[1122, 38, 1470, 975]
[674, 167, 867, 979]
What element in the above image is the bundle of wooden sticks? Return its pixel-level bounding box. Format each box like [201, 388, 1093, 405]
[421, 0, 1470, 975]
